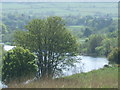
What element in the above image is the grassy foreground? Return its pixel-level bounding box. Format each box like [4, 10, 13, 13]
[8, 66, 118, 88]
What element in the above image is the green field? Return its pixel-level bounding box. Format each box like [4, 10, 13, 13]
[69, 25, 84, 28]
[8, 66, 118, 88]
[1, 2, 118, 17]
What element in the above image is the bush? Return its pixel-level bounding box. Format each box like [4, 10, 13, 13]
[2, 47, 37, 82]
[108, 47, 120, 64]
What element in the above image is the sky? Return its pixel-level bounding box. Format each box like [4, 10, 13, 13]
[1, 0, 120, 2]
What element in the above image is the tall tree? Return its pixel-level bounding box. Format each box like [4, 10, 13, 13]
[87, 35, 103, 55]
[14, 16, 79, 78]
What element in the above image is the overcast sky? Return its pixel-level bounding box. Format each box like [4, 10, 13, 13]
[1, 0, 120, 2]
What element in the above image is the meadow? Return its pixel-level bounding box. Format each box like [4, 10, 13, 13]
[7, 66, 118, 88]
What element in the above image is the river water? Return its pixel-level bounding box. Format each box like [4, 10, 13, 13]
[61, 55, 109, 77]
[0, 45, 109, 88]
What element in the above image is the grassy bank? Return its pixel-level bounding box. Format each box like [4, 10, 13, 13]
[8, 66, 118, 88]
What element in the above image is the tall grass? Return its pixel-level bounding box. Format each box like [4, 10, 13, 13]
[7, 66, 118, 88]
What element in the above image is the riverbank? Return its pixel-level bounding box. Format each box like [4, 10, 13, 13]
[7, 66, 118, 88]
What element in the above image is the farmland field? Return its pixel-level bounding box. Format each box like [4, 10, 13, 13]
[1, 2, 118, 17]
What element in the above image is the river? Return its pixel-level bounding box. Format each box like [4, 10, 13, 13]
[61, 55, 108, 77]
[0, 45, 109, 88]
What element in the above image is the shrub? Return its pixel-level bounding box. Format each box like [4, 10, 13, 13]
[2, 47, 37, 82]
[108, 47, 120, 64]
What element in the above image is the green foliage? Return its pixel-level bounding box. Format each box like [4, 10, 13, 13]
[0, 22, 8, 34]
[108, 47, 120, 64]
[87, 35, 103, 55]
[1, 2, 117, 45]
[0, 44, 3, 80]
[100, 38, 117, 56]
[0, 44, 3, 57]
[80, 31, 117, 57]
[2, 47, 37, 82]
[14, 16, 79, 78]
[83, 28, 92, 37]
[2, 10, 117, 45]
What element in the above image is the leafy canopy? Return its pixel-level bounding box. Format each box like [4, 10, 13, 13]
[14, 16, 79, 78]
